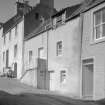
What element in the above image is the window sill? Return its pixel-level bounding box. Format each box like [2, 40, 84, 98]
[90, 37, 105, 45]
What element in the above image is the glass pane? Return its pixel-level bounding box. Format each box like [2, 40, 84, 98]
[102, 24, 105, 37]
[102, 9, 105, 22]
[57, 41, 62, 56]
[95, 26, 101, 39]
[95, 11, 101, 25]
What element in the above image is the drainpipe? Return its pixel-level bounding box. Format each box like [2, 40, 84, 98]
[46, 29, 49, 90]
[79, 12, 84, 99]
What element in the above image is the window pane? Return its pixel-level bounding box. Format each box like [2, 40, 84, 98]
[61, 71, 66, 82]
[9, 31, 11, 40]
[102, 24, 105, 37]
[57, 41, 62, 56]
[95, 26, 101, 39]
[14, 45, 17, 57]
[102, 9, 105, 22]
[95, 11, 101, 25]
[29, 51, 32, 63]
[38, 48, 45, 59]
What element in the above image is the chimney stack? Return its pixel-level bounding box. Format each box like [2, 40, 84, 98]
[16, 0, 32, 15]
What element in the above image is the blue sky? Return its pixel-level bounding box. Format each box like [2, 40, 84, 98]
[0, 0, 83, 22]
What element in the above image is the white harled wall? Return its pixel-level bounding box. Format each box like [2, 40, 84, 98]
[1, 20, 24, 79]
[22, 31, 48, 87]
[48, 17, 81, 97]
[23, 16, 82, 97]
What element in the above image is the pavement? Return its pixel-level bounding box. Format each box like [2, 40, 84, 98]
[0, 77, 104, 105]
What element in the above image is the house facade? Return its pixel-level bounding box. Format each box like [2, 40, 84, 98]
[21, 4, 82, 97]
[81, 0, 105, 100]
[1, 0, 105, 100]
[48, 8, 82, 96]
[0, 0, 56, 79]
[1, 17, 24, 79]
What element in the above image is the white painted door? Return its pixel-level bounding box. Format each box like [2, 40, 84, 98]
[49, 71, 54, 91]
[82, 64, 93, 98]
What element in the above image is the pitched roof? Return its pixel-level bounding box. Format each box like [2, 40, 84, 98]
[25, 4, 82, 41]
[52, 4, 81, 19]
[68, 0, 105, 20]
[25, 19, 52, 40]
[24, 3, 57, 37]
[3, 14, 23, 35]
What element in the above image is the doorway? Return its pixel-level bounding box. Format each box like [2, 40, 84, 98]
[82, 58, 94, 98]
[48, 71, 54, 91]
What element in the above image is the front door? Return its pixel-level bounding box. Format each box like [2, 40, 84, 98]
[82, 59, 94, 98]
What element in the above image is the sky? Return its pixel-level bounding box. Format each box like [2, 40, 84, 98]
[0, 0, 84, 23]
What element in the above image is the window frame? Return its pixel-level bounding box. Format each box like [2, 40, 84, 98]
[35, 12, 39, 20]
[38, 47, 45, 59]
[56, 41, 62, 56]
[9, 30, 11, 41]
[60, 70, 66, 83]
[94, 8, 105, 41]
[14, 44, 18, 58]
[29, 50, 33, 64]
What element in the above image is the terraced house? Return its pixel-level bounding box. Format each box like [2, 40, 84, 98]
[21, 2, 82, 97]
[1, 0, 105, 101]
[0, 0, 56, 79]
[22, 0, 105, 100]
[81, 0, 105, 100]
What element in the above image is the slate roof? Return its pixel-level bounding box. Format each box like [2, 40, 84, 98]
[25, 4, 82, 41]
[3, 14, 23, 35]
[3, 2, 57, 36]
[52, 4, 81, 19]
[24, 3, 57, 37]
[25, 19, 52, 40]
[68, 0, 105, 20]
[25, 0, 105, 41]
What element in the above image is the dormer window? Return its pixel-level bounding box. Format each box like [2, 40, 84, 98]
[56, 15, 62, 27]
[53, 11, 66, 28]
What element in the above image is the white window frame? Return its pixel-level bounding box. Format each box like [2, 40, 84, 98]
[94, 8, 105, 40]
[14, 44, 17, 58]
[56, 41, 62, 56]
[29, 50, 33, 64]
[9, 30, 11, 41]
[60, 70, 66, 83]
[38, 47, 45, 59]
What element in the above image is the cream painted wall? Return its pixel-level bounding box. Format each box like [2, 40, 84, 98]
[23, 17, 81, 97]
[22, 31, 48, 87]
[82, 2, 105, 100]
[48, 17, 81, 97]
[2, 20, 24, 79]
